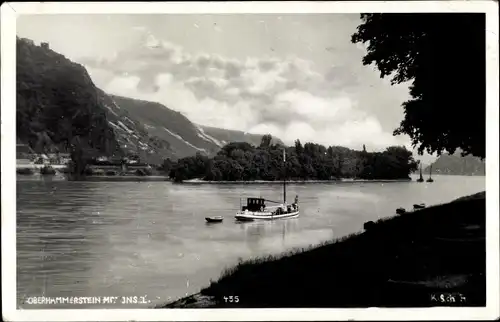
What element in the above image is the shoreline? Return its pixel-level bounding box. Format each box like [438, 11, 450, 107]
[160, 191, 486, 308]
[180, 178, 413, 184]
[82, 175, 170, 182]
[16, 173, 413, 183]
[16, 174, 171, 182]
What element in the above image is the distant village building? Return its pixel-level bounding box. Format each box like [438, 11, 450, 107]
[33, 154, 50, 165]
[17, 143, 73, 169]
[47, 153, 71, 165]
[41, 42, 50, 49]
[88, 154, 152, 174]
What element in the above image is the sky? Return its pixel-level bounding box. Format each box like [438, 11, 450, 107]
[17, 14, 434, 162]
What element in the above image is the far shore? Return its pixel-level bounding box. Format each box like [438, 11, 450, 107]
[16, 174, 411, 184]
[16, 173, 171, 182]
[180, 178, 413, 184]
[82, 175, 170, 182]
[16, 170, 413, 183]
[17, 172, 483, 183]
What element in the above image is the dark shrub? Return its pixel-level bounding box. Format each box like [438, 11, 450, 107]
[40, 165, 56, 175]
[17, 168, 34, 175]
[363, 221, 376, 231]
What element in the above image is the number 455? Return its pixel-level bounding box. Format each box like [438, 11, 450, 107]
[223, 296, 239, 303]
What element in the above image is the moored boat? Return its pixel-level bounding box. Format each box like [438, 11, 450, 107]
[235, 197, 299, 221]
[205, 216, 224, 223]
[413, 203, 426, 210]
[416, 163, 424, 182]
[235, 149, 300, 221]
[396, 207, 407, 215]
[426, 164, 434, 182]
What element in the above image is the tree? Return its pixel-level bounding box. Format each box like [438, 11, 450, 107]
[259, 134, 273, 149]
[351, 13, 485, 159]
[295, 139, 304, 156]
[161, 158, 173, 174]
[169, 139, 418, 182]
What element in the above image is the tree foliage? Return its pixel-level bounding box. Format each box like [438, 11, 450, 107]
[351, 13, 485, 158]
[169, 136, 418, 182]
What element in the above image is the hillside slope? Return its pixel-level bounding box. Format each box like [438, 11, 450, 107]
[110, 95, 222, 158]
[424, 153, 485, 176]
[111, 95, 285, 159]
[16, 37, 177, 165]
[16, 37, 122, 158]
[96, 90, 176, 164]
[198, 125, 284, 148]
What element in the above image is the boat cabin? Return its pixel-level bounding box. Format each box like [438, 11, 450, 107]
[242, 198, 266, 212]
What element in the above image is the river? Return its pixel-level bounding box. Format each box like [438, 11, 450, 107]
[15, 175, 485, 308]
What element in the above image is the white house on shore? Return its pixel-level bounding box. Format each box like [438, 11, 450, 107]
[16, 143, 70, 170]
[16, 143, 34, 168]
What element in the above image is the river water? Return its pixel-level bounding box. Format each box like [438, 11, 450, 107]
[15, 175, 485, 308]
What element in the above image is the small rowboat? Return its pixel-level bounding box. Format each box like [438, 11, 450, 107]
[205, 216, 224, 223]
[413, 203, 426, 210]
[396, 207, 407, 215]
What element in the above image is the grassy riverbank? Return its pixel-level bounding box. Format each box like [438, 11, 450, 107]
[161, 191, 486, 308]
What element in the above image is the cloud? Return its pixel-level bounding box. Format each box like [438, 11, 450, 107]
[84, 27, 411, 151]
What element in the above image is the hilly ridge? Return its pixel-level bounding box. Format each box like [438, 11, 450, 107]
[109, 96, 284, 159]
[110, 95, 222, 158]
[16, 37, 284, 164]
[424, 152, 485, 176]
[197, 125, 284, 150]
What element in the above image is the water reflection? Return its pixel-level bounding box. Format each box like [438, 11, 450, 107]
[237, 219, 301, 254]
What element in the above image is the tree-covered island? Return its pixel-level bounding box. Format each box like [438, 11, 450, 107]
[167, 135, 418, 182]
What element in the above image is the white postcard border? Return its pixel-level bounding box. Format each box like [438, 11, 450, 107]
[1, 1, 498, 321]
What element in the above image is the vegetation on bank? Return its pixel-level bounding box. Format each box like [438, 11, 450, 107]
[167, 135, 418, 182]
[163, 192, 486, 308]
[16, 165, 59, 175]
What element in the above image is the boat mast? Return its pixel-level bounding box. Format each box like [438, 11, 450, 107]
[429, 164, 432, 179]
[283, 148, 286, 204]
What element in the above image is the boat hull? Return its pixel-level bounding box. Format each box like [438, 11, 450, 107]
[413, 204, 426, 209]
[205, 217, 223, 223]
[235, 210, 299, 221]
